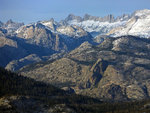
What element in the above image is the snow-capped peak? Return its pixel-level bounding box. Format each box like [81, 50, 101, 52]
[109, 9, 150, 38]
[133, 9, 150, 17]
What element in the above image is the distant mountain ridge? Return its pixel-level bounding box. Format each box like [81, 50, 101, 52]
[59, 9, 150, 38]
[1, 9, 150, 71]
[64, 13, 130, 23]
[61, 13, 131, 37]
[1, 9, 150, 38]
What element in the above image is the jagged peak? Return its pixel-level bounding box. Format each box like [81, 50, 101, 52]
[83, 13, 91, 19]
[65, 14, 82, 22]
[68, 13, 76, 17]
[65, 13, 128, 23]
[5, 19, 24, 25]
[50, 18, 55, 22]
[6, 19, 14, 24]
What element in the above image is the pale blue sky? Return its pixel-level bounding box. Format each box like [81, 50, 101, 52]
[0, 0, 150, 24]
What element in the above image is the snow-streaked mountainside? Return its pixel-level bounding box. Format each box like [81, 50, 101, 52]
[68, 19, 127, 37]
[59, 13, 129, 37]
[62, 9, 150, 38]
[16, 19, 89, 38]
[65, 14, 129, 37]
[109, 9, 150, 38]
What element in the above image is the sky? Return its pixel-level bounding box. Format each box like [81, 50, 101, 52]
[0, 0, 150, 24]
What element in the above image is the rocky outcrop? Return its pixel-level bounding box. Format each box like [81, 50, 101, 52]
[98, 84, 126, 101]
[89, 59, 108, 86]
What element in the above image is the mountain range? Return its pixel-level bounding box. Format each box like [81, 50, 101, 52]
[20, 35, 150, 101]
[0, 9, 150, 71]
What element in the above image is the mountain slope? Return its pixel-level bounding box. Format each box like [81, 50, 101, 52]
[0, 67, 104, 113]
[1, 67, 150, 113]
[0, 30, 28, 67]
[20, 35, 150, 101]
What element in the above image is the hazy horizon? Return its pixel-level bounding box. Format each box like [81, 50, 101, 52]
[1, 0, 150, 24]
